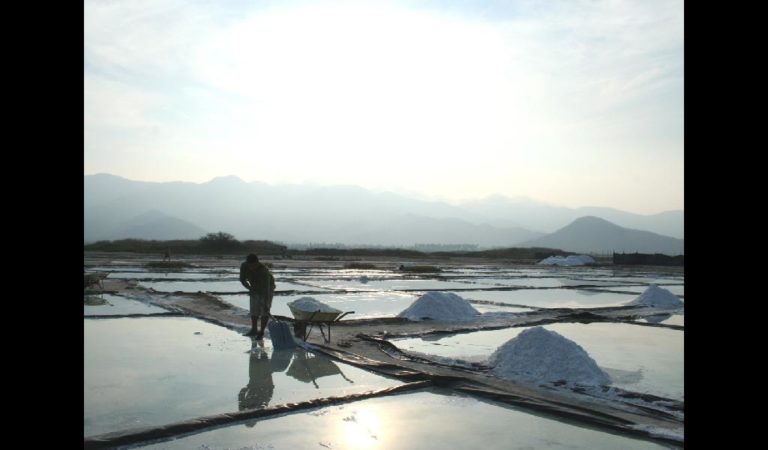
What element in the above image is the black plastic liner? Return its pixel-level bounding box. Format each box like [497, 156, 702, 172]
[83, 380, 431, 449]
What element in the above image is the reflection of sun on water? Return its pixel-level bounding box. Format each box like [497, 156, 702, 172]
[342, 408, 382, 449]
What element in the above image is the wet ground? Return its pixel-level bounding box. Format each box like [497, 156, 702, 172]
[84, 252, 683, 449]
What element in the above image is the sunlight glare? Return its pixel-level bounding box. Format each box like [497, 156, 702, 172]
[342, 407, 382, 449]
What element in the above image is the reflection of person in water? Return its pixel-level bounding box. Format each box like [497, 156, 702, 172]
[238, 340, 292, 427]
[239, 341, 274, 411]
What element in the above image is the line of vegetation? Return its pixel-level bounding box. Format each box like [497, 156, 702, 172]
[299, 246, 573, 261]
[301, 247, 425, 258]
[433, 247, 573, 260]
[84, 232, 288, 256]
[84, 233, 581, 263]
[613, 252, 684, 266]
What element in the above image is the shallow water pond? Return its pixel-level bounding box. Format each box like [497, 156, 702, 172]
[106, 271, 236, 280]
[556, 277, 644, 288]
[87, 266, 148, 273]
[84, 317, 402, 437]
[546, 323, 683, 400]
[84, 293, 170, 316]
[471, 277, 565, 288]
[456, 288, 637, 308]
[471, 304, 535, 314]
[636, 314, 684, 327]
[300, 278, 492, 291]
[139, 280, 244, 293]
[597, 285, 684, 298]
[136, 389, 670, 449]
[139, 279, 325, 293]
[258, 291, 420, 319]
[392, 322, 683, 401]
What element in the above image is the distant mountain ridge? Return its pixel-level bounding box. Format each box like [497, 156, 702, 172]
[84, 174, 683, 251]
[457, 196, 683, 238]
[519, 216, 684, 255]
[109, 210, 207, 240]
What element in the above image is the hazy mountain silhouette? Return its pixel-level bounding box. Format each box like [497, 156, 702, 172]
[458, 195, 683, 238]
[84, 174, 683, 248]
[108, 210, 208, 240]
[518, 216, 684, 255]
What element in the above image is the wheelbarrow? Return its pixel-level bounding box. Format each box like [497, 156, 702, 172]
[288, 304, 354, 344]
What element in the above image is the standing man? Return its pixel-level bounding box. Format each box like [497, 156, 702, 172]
[240, 253, 276, 338]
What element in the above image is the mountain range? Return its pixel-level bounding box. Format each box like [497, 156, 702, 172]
[519, 216, 684, 255]
[84, 174, 684, 254]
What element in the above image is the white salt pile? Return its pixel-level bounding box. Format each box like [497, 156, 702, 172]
[397, 292, 480, 321]
[287, 297, 341, 313]
[538, 255, 596, 266]
[625, 284, 683, 309]
[488, 326, 610, 386]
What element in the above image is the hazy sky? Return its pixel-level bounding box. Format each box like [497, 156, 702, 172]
[84, 0, 683, 215]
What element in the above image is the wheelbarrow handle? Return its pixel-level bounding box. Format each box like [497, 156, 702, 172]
[334, 311, 355, 322]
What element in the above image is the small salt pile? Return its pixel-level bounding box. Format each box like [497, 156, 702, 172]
[625, 284, 683, 309]
[488, 326, 610, 386]
[397, 292, 480, 321]
[287, 297, 341, 313]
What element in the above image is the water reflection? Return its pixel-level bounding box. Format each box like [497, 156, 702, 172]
[558, 278, 611, 294]
[84, 294, 111, 306]
[287, 349, 355, 388]
[238, 343, 355, 427]
[238, 340, 291, 426]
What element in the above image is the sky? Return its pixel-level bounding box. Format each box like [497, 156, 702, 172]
[84, 0, 683, 215]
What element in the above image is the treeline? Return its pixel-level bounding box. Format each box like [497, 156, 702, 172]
[84, 232, 287, 256]
[613, 252, 684, 266]
[296, 246, 572, 261]
[300, 247, 425, 258]
[431, 247, 573, 260]
[84, 234, 574, 262]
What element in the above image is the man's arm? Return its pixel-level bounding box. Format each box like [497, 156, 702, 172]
[239, 264, 251, 290]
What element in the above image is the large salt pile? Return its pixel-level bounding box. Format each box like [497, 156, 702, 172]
[625, 284, 683, 309]
[397, 292, 480, 321]
[287, 297, 341, 313]
[488, 326, 610, 386]
[538, 255, 596, 266]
